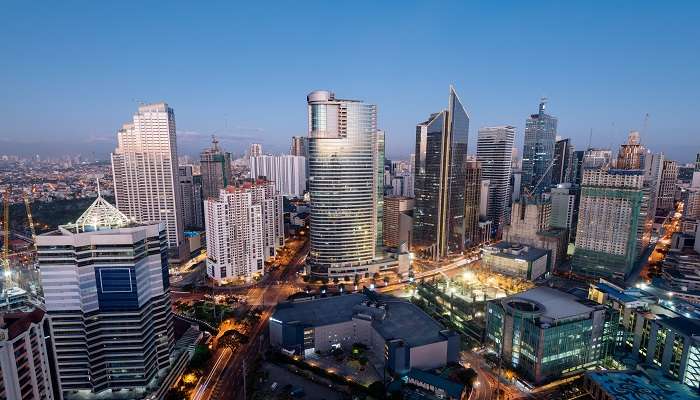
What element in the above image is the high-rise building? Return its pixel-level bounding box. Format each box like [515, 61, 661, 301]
[573, 168, 648, 279]
[306, 90, 384, 276]
[657, 160, 679, 212]
[178, 165, 195, 229]
[200, 136, 233, 200]
[36, 195, 174, 398]
[643, 151, 665, 214]
[552, 138, 574, 184]
[249, 154, 307, 197]
[249, 143, 263, 158]
[503, 199, 567, 268]
[290, 136, 308, 157]
[204, 180, 284, 283]
[0, 309, 56, 400]
[522, 99, 557, 195]
[476, 125, 515, 231]
[616, 131, 645, 169]
[383, 196, 414, 249]
[464, 160, 482, 247]
[111, 102, 184, 254]
[551, 184, 578, 243]
[696, 153, 700, 172]
[192, 174, 205, 229]
[413, 87, 469, 260]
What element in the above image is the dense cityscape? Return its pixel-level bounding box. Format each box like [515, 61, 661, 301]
[2, 3, 700, 400]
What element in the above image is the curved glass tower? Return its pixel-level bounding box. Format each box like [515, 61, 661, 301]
[306, 91, 381, 276]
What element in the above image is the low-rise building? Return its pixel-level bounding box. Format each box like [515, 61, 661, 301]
[482, 242, 549, 280]
[485, 287, 617, 385]
[269, 293, 460, 374]
[583, 370, 692, 400]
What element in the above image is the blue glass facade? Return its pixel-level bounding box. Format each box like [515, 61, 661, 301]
[522, 100, 557, 195]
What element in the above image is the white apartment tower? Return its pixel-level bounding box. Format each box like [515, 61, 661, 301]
[111, 102, 184, 256]
[204, 180, 283, 283]
[477, 126, 516, 231]
[249, 154, 307, 197]
[0, 309, 56, 400]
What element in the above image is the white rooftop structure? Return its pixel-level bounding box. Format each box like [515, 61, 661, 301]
[502, 286, 599, 325]
[68, 184, 131, 233]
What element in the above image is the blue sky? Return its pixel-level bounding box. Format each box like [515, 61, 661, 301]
[1, 1, 698, 162]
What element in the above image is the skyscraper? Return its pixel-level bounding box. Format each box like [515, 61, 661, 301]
[36, 195, 174, 398]
[522, 99, 557, 195]
[290, 136, 308, 157]
[573, 168, 648, 279]
[383, 196, 414, 249]
[111, 102, 184, 255]
[306, 90, 383, 276]
[552, 138, 574, 184]
[200, 136, 233, 199]
[204, 180, 283, 283]
[550, 184, 578, 243]
[192, 174, 205, 229]
[616, 131, 645, 169]
[178, 165, 195, 229]
[476, 125, 515, 232]
[464, 159, 482, 247]
[657, 160, 678, 212]
[249, 143, 263, 158]
[249, 154, 307, 197]
[413, 87, 470, 260]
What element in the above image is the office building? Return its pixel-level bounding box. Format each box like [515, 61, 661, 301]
[657, 160, 679, 212]
[200, 136, 233, 200]
[476, 126, 515, 231]
[464, 160, 482, 247]
[552, 138, 574, 184]
[413, 87, 470, 259]
[522, 99, 557, 195]
[383, 196, 414, 249]
[550, 184, 578, 243]
[111, 102, 184, 255]
[616, 131, 645, 170]
[391, 174, 414, 197]
[204, 180, 283, 283]
[503, 199, 567, 268]
[482, 242, 549, 280]
[249, 154, 306, 197]
[192, 174, 204, 229]
[178, 165, 195, 229]
[644, 151, 665, 214]
[290, 135, 308, 157]
[270, 293, 460, 374]
[485, 287, 615, 385]
[36, 195, 174, 399]
[479, 180, 490, 219]
[573, 168, 648, 280]
[0, 309, 56, 400]
[306, 90, 384, 276]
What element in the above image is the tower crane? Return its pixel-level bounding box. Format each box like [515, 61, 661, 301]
[2, 186, 11, 287]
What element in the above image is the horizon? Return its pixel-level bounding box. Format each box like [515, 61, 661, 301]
[2, 1, 699, 162]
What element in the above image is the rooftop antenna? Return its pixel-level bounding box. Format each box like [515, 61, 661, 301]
[96, 177, 101, 198]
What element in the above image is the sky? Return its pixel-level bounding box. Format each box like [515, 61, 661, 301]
[1, 1, 699, 162]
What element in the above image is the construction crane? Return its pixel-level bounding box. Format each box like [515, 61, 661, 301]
[24, 194, 36, 250]
[2, 186, 11, 286]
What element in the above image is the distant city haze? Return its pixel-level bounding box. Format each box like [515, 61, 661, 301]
[1, 2, 698, 162]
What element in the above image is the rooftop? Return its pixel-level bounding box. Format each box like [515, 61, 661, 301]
[272, 293, 450, 347]
[0, 308, 45, 340]
[488, 242, 548, 262]
[586, 370, 699, 400]
[62, 192, 132, 233]
[502, 286, 599, 322]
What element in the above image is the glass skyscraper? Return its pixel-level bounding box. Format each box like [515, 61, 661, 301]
[413, 87, 469, 260]
[522, 99, 557, 195]
[306, 91, 382, 276]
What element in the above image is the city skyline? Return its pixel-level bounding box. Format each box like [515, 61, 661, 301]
[1, 2, 699, 162]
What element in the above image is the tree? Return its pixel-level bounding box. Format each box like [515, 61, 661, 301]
[382, 276, 390, 286]
[373, 272, 381, 280]
[343, 275, 350, 282]
[367, 381, 386, 399]
[333, 277, 340, 284]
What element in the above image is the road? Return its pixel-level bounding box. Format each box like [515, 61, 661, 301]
[191, 347, 232, 400]
[461, 352, 525, 400]
[192, 240, 309, 400]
